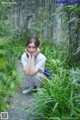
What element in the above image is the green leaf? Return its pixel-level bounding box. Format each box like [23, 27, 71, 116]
[0, 49, 5, 55]
[0, 58, 5, 70]
[10, 82, 15, 89]
[0, 38, 6, 46]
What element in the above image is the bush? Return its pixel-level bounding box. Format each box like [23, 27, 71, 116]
[26, 42, 80, 120]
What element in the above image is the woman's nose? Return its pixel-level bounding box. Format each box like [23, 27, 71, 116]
[30, 48, 33, 52]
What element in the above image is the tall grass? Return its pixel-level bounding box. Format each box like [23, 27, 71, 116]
[0, 33, 25, 111]
[0, 24, 33, 111]
[26, 41, 80, 120]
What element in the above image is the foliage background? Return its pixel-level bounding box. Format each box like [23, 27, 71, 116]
[0, 0, 80, 119]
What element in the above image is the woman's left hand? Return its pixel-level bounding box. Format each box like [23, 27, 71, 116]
[32, 48, 40, 57]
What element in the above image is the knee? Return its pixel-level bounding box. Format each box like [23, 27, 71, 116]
[33, 72, 41, 79]
[33, 72, 45, 80]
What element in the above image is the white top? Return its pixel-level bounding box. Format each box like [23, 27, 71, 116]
[21, 52, 46, 73]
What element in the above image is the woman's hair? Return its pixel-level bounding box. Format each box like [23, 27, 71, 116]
[25, 37, 40, 47]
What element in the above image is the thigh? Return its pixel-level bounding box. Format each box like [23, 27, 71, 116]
[33, 72, 46, 80]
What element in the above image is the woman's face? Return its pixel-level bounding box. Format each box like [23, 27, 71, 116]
[27, 42, 37, 54]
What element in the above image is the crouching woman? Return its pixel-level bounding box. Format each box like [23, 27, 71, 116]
[21, 37, 46, 94]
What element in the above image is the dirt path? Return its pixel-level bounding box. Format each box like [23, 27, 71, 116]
[8, 61, 38, 120]
[8, 93, 37, 120]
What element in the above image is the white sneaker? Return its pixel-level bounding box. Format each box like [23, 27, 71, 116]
[22, 90, 29, 94]
[22, 88, 33, 94]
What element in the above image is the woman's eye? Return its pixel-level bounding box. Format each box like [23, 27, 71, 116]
[28, 46, 31, 48]
[33, 47, 36, 49]
[28, 46, 36, 49]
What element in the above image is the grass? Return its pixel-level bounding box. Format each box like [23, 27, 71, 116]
[0, 35, 25, 111]
[0, 34, 80, 120]
[26, 41, 80, 120]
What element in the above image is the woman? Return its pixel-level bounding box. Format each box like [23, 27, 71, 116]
[21, 37, 46, 94]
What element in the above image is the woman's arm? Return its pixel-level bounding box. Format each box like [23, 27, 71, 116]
[23, 55, 31, 75]
[22, 49, 32, 75]
[23, 55, 39, 75]
[29, 55, 39, 75]
[23, 48, 45, 75]
[29, 48, 40, 75]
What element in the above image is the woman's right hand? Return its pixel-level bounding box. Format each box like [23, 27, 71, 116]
[25, 49, 31, 57]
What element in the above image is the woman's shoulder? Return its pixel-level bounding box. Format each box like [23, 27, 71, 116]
[21, 52, 26, 56]
[37, 53, 46, 60]
[21, 52, 27, 59]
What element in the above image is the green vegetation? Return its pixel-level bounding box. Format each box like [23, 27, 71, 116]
[27, 42, 80, 120]
[0, 0, 80, 120]
[0, 23, 25, 111]
[0, 35, 24, 111]
[0, 0, 25, 111]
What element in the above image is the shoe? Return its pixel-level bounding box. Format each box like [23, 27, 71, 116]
[22, 88, 33, 94]
[22, 90, 29, 94]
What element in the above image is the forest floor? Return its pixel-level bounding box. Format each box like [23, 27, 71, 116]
[8, 61, 38, 120]
[8, 92, 37, 120]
